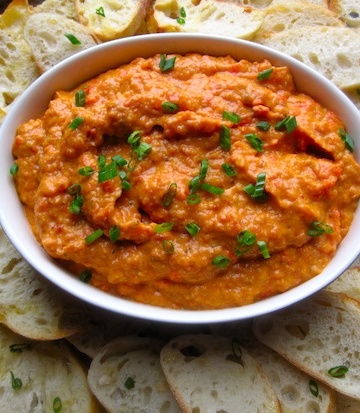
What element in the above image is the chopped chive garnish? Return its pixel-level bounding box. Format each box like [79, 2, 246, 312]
[275, 115, 297, 133]
[75, 89, 86, 107]
[222, 111, 241, 124]
[134, 141, 152, 160]
[307, 221, 334, 237]
[186, 193, 201, 204]
[98, 154, 106, 168]
[9, 162, 18, 176]
[179, 6, 186, 17]
[212, 255, 230, 268]
[98, 161, 118, 183]
[185, 222, 200, 236]
[189, 175, 201, 194]
[309, 380, 319, 397]
[220, 125, 231, 151]
[85, 228, 104, 244]
[222, 163, 237, 177]
[199, 159, 209, 181]
[64, 33, 82, 45]
[112, 154, 128, 167]
[69, 195, 83, 215]
[256, 121, 271, 131]
[109, 225, 120, 242]
[339, 128, 355, 152]
[201, 182, 224, 196]
[79, 269, 92, 283]
[68, 116, 84, 130]
[121, 179, 131, 191]
[162, 182, 177, 207]
[9, 343, 31, 353]
[159, 54, 176, 72]
[53, 396, 62, 413]
[257, 67, 273, 80]
[78, 166, 94, 176]
[328, 365, 348, 378]
[67, 183, 81, 195]
[10, 371, 22, 390]
[124, 377, 135, 390]
[231, 338, 244, 366]
[96, 6, 105, 17]
[245, 133, 264, 152]
[177, 6, 186, 22]
[162, 239, 175, 254]
[154, 222, 174, 233]
[244, 172, 267, 198]
[162, 101, 179, 113]
[128, 130, 142, 147]
[119, 170, 131, 190]
[235, 230, 256, 256]
[257, 240, 271, 259]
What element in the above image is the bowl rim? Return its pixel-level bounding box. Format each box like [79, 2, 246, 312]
[1, 33, 360, 324]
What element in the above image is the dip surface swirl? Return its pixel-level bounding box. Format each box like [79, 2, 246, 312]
[12, 53, 360, 309]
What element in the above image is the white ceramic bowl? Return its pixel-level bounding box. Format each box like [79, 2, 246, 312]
[1, 33, 360, 324]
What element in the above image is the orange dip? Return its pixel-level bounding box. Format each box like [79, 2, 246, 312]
[12, 54, 360, 310]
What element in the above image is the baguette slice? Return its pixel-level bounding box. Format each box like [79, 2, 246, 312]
[326, 266, 360, 303]
[261, 26, 360, 89]
[253, 290, 360, 400]
[0, 227, 84, 340]
[88, 336, 181, 413]
[329, 0, 360, 30]
[245, 339, 336, 413]
[160, 334, 281, 413]
[254, 2, 342, 42]
[0, 323, 101, 412]
[0, 0, 40, 114]
[75, 0, 149, 41]
[24, 12, 97, 72]
[67, 309, 151, 359]
[151, 0, 265, 39]
[29, 0, 78, 20]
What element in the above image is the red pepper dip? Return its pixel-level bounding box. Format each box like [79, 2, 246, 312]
[12, 53, 360, 309]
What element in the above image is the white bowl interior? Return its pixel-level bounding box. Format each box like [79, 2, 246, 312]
[1, 33, 360, 323]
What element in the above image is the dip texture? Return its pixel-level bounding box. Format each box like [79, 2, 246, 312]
[12, 54, 360, 310]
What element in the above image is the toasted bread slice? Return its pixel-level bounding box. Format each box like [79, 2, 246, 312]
[0, 323, 101, 412]
[67, 309, 151, 359]
[24, 12, 97, 72]
[326, 266, 360, 303]
[29, 0, 78, 20]
[160, 334, 281, 413]
[0, 227, 84, 340]
[254, 2, 342, 42]
[261, 26, 360, 89]
[253, 291, 360, 400]
[75, 0, 149, 41]
[329, 0, 360, 30]
[0, 0, 40, 114]
[88, 336, 181, 413]
[245, 339, 336, 413]
[151, 0, 265, 39]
